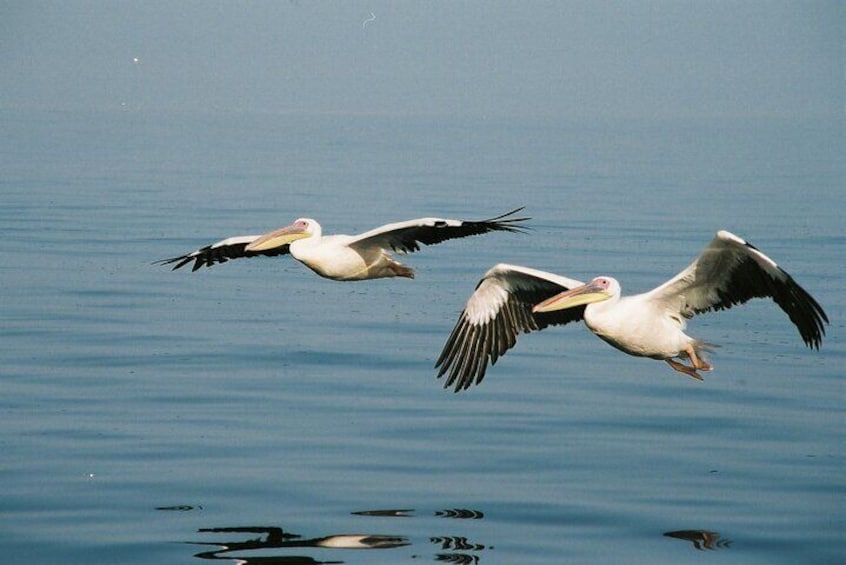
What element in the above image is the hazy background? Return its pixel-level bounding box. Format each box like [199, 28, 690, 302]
[1, 1, 842, 119]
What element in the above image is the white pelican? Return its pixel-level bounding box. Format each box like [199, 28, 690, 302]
[436, 230, 828, 391]
[156, 208, 528, 281]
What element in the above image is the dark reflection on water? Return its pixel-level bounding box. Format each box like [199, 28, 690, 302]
[351, 508, 484, 520]
[664, 529, 732, 551]
[189, 509, 488, 564]
[350, 509, 415, 518]
[429, 537, 486, 564]
[157, 505, 203, 512]
[433, 509, 485, 520]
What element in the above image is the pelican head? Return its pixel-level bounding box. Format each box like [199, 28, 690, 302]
[533, 276, 619, 313]
[245, 218, 317, 252]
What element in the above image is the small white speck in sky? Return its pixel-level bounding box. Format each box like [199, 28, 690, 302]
[362, 12, 376, 29]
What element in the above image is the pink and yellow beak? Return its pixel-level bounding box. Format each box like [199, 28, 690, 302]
[532, 281, 612, 313]
[245, 224, 311, 252]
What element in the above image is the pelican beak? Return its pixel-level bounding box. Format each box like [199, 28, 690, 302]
[532, 282, 612, 313]
[245, 224, 311, 252]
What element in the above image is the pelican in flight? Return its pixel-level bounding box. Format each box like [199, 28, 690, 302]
[156, 208, 528, 281]
[436, 230, 828, 391]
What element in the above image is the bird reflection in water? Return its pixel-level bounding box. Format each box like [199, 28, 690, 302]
[189, 508, 488, 563]
[190, 526, 407, 563]
[351, 508, 484, 520]
[430, 536, 486, 564]
[664, 529, 732, 550]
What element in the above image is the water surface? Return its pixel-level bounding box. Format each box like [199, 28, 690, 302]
[1, 110, 843, 564]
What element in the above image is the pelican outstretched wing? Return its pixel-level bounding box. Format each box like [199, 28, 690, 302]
[154, 234, 291, 271]
[347, 208, 529, 255]
[436, 264, 585, 392]
[645, 230, 828, 348]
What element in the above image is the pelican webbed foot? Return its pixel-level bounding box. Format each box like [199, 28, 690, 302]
[667, 345, 713, 380]
[666, 359, 704, 380]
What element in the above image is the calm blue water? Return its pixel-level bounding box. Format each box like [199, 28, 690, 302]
[1, 109, 843, 564]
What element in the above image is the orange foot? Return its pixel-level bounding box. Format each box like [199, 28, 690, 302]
[666, 359, 704, 380]
[685, 344, 713, 372]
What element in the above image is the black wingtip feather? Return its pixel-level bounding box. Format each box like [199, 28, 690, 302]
[702, 252, 829, 350]
[435, 268, 586, 393]
[477, 206, 532, 234]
